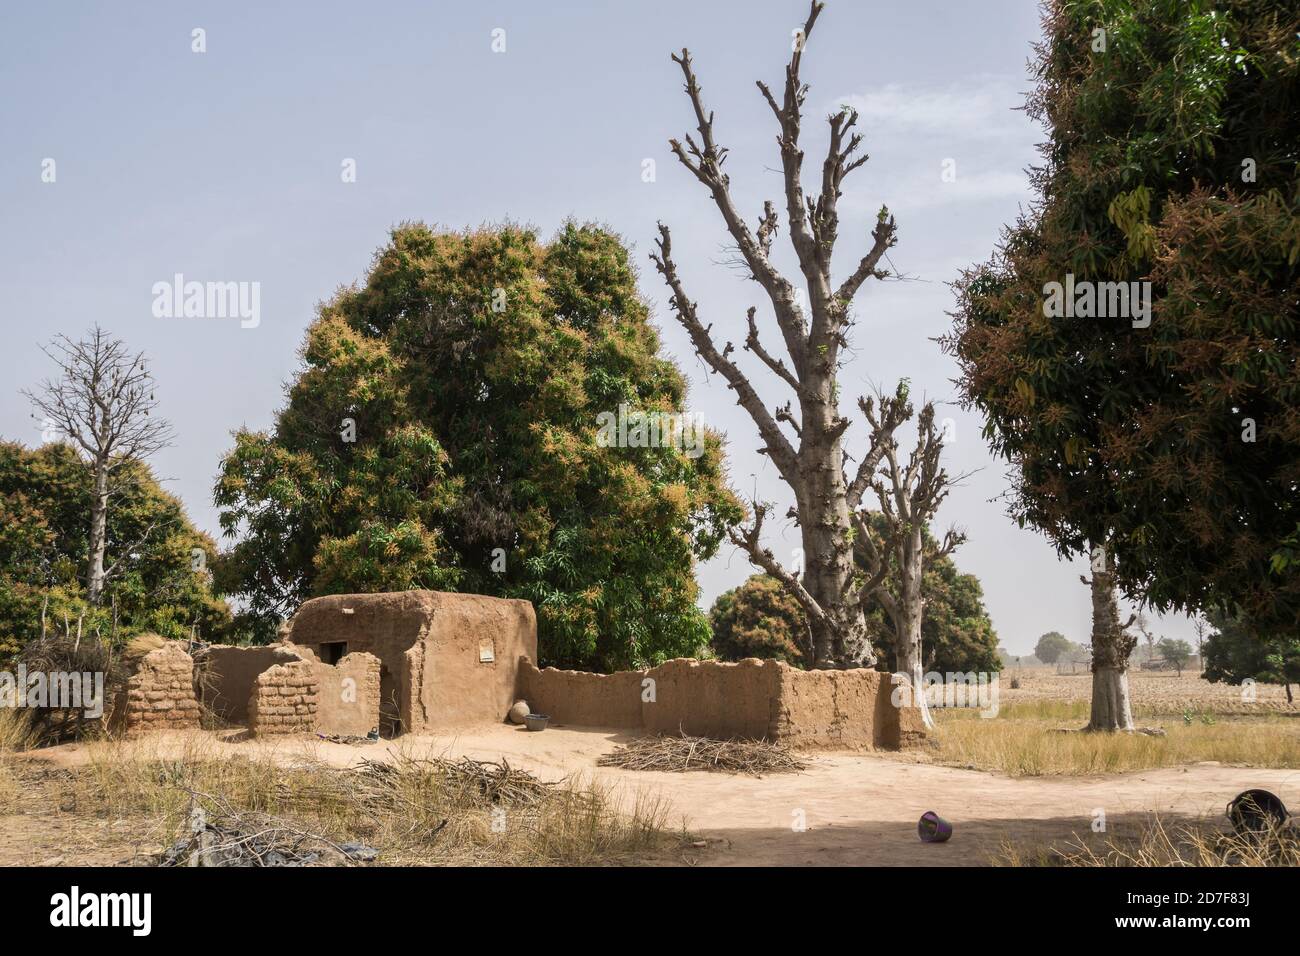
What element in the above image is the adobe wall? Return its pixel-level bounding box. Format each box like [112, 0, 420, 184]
[773, 667, 913, 749]
[417, 594, 537, 731]
[285, 590, 538, 733]
[313, 651, 381, 736]
[514, 666, 646, 728]
[519, 657, 927, 750]
[248, 659, 318, 736]
[643, 658, 780, 738]
[194, 643, 382, 737]
[111, 642, 201, 737]
[197, 644, 301, 723]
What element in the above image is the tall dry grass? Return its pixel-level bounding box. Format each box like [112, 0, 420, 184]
[997, 814, 1300, 866]
[0, 709, 38, 815]
[73, 737, 674, 865]
[0, 708, 37, 753]
[929, 701, 1300, 776]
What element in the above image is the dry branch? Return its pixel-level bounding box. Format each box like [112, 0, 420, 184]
[598, 732, 807, 776]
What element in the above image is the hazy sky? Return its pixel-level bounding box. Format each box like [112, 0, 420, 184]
[0, 0, 1202, 654]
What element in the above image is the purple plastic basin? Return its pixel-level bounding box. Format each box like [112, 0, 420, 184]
[918, 810, 953, 843]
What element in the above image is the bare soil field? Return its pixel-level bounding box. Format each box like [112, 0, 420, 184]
[5, 723, 1296, 867]
[998, 666, 1296, 715]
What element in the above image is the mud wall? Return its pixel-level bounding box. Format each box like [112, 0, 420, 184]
[313, 651, 381, 736]
[641, 658, 778, 739]
[198, 645, 300, 723]
[111, 642, 201, 737]
[285, 590, 538, 733]
[416, 594, 537, 732]
[772, 666, 922, 749]
[515, 667, 646, 728]
[248, 659, 318, 736]
[519, 657, 926, 750]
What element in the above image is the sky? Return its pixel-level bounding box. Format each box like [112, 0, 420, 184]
[0, 0, 1204, 655]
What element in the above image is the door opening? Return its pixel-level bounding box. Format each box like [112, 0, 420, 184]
[320, 641, 348, 665]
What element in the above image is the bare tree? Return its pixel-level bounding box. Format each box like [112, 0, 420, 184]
[1135, 613, 1157, 664]
[854, 400, 965, 725]
[653, 1, 942, 668]
[23, 326, 172, 605]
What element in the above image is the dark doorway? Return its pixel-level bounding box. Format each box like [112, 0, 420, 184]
[379, 664, 401, 738]
[320, 641, 348, 665]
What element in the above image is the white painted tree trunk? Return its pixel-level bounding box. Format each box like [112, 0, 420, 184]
[897, 624, 933, 728]
[894, 528, 933, 728]
[86, 457, 109, 605]
[1088, 665, 1134, 732]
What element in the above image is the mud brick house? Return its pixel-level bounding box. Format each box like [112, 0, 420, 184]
[115, 589, 923, 749]
[280, 590, 537, 736]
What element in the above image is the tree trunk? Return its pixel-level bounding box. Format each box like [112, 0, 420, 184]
[800, 519, 871, 668]
[894, 526, 932, 727]
[799, 420, 873, 669]
[1086, 570, 1135, 731]
[86, 457, 109, 605]
[895, 605, 932, 728]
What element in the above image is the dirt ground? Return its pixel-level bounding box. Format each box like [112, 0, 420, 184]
[9, 723, 1297, 866]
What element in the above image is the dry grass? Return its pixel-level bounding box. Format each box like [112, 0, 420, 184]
[0, 708, 37, 753]
[63, 737, 674, 865]
[927, 700, 1300, 776]
[0, 709, 38, 814]
[997, 815, 1300, 866]
[598, 733, 807, 775]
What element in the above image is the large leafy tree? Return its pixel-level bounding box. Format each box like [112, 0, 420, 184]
[709, 574, 810, 667]
[0, 441, 229, 661]
[215, 222, 741, 671]
[1034, 631, 1073, 665]
[945, 0, 1300, 729]
[1202, 611, 1300, 702]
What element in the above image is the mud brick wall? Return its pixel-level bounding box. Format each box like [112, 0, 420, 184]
[198, 644, 302, 723]
[112, 642, 200, 736]
[519, 657, 927, 751]
[248, 660, 319, 735]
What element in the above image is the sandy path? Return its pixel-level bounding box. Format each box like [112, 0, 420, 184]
[20, 725, 1300, 866]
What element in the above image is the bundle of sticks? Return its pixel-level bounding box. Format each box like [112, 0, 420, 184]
[598, 732, 807, 776]
[160, 791, 377, 867]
